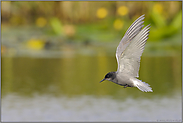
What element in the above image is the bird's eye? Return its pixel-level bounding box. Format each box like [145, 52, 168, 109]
[105, 74, 110, 78]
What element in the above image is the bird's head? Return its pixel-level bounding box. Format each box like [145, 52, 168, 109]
[100, 72, 116, 83]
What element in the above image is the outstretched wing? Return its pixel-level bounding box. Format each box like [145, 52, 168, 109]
[117, 24, 150, 77]
[116, 15, 145, 71]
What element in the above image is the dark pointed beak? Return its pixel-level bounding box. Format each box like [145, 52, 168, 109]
[100, 78, 105, 83]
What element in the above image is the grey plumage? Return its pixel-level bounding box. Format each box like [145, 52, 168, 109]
[100, 15, 153, 92]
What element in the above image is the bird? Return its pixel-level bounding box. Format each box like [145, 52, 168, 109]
[100, 15, 153, 92]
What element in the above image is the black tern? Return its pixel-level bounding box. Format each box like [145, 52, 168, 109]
[100, 15, 153, 92]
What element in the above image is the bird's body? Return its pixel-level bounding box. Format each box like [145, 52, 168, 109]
[100, 15, 153, 92]
[116, 73, 134, 87]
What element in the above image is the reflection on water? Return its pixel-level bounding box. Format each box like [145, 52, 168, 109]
[2, 54, 181, 98]
[1, 45, 182, 121]
[2, 93, 181, 122]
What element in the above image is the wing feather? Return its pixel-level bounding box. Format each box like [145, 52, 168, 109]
[116, 15, 145, 68]
[117, 24, 150, 77]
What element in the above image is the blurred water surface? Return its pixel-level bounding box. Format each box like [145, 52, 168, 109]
[2, 93, 181, 122]
[1, 44, 181, 121]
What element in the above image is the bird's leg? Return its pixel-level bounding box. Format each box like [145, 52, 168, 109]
[124, 84, 128, 88]
[124, 84, 132, 88]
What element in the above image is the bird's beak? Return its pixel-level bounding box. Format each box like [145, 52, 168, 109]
[100, 78, 105, 83]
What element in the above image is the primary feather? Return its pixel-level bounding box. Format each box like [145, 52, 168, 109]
[117, 24, 150, 77]
[116, 14, 145, 68]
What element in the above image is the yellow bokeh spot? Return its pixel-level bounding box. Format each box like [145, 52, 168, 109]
[113, 19, 124, 30]
[36, 17, 47, 27]
[27, 39, 44, 50]
[96, 8, 108, 19]
[153, 3, 163, 14]
[118, 6, 129, 16]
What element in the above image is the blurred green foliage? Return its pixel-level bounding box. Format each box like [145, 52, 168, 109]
[1, 1, 182, 43]
[150, 10, 182, 40]
[50, 17, 63, 35]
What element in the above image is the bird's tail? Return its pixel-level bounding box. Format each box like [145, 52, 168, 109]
[133, 79, 153, 92]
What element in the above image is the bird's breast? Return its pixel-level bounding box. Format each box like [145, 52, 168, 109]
[116, 73, 134, 86]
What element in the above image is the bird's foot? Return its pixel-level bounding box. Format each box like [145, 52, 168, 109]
[124, 84, 128, 88]
[124, 84, 132, 88]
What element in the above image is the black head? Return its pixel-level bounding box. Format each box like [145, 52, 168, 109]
[100, 72, 116, 83]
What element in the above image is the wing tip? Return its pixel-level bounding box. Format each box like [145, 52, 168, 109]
[125, 14, 146, 39]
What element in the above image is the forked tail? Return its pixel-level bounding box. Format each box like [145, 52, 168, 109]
[133, 79, 153, 92]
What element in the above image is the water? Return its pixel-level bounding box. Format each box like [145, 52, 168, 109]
[1, 52, 181, 122]
[1, 34, 182, 121]
[2, 93, 181, 122]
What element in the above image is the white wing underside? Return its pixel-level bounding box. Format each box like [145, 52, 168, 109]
[116, 15, 150, 77]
